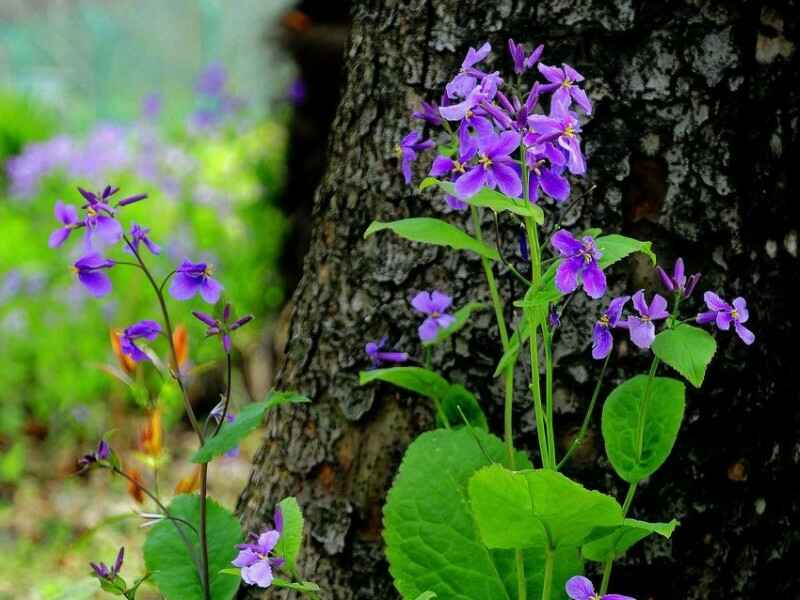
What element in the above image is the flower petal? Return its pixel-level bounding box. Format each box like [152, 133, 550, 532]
[430, 291, 453, 313]
[200, 277, 223, 304]
[48, 227, 70, 248]
[704, 291, 730, 312]
[492, 162, 523, 198]
[430, 156, 455, 177]
[169, 272, 199, 300]
[551, 229, 582, 256]
[78, 270, 112, 297]
[565, 575, 595, 600]
[647, 293, 670, 319]
[570, 86, 592, 115]
[454, 165, 486, 199]
[732, 297, 749, 322]
[734, 321, 755, 345]
[243, 559, 273, 588]
[539, 168, 570, 202]
[232, 549, 259, 568]
[628, 317, 656, 349]
[581, 261, 607, 299]
[418, 317, 440, 342]
[555, 256, 583, 294]
[411, 291, 434, 314]
[592, 324, 613, 360]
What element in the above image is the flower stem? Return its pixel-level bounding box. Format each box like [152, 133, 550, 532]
[557, 352, 610, 470]
[199, 465, 211, 600]
[515, 548, 527, 600]
[541, 546, 555, 600]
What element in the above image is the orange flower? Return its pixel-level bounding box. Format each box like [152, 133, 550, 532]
[126, 468, 145, 504]
[175, 466, 202, 494]
[139, 409, 163, 458]
[110, 329, 136, 375]
[171, 324, 189, 370]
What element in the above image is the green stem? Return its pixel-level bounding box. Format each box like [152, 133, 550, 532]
[541, 546, 555, 600]
[621, 482, 638, 516]
[599, 558, 614, 595]
[515, 548, 527, 600]
[557, 352, 611, 470]
[470, 206, 515, 466]
[543, 327, 556, 467]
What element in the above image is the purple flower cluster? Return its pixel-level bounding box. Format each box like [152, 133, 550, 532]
[397, 40, 592, 210]
[50, 185, 224, 303]
[90, 547, 125, 581]
[232, 508, 285, 588]
[193, 303, 253, 353]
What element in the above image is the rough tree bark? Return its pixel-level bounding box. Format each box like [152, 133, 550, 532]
[238, 1, 798, 598]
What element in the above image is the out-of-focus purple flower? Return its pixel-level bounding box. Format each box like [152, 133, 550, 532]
[697, 292, 754, 345]
[6, 136, 75, 198]
[142, 93, 162, 120]
[78, 439, 111, 471]
[525, 143, 569, 203]
[412, 100, 444, 127]
[551, 230, 606, 299]
[196, 62, 227, 97]
[566, 575, 634, 600]
[656, 258, 701, 298]
[528, 105, 586, 175]
[233, 514, 284, 589]
[73, 253, 115, 297]
[365, 337, 409, 368]
[192, 303, 252, 353]
[592, 296, 630, 359]
[411, 291, 456, 342]
[508, 39, 543, 74]
[49, 201, 84, 248]
[210, 401, 240, 457]
[625, 290, 669, 349]
[126, 223, 160, 256]
[454, 130, 522, 198]
[169, 259, 223, 304]
[446, 42, 492, 99]
[120, 320, 162, 362]
[538, 63, 593, 115]
[90, 547, 125, 581]
[287, 78, 306, 105]
[396, 131, 434, 184]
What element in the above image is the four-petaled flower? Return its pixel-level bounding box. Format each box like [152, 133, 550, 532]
[169, 259, 223, 303]
[697, 292, 754, 345]
[537, 63, 593, 115]
[626, 290, 669, 349]
[192, 303, 253, 353]
[411, 291, 456, 342]
[365, 336, 409, 368]
[565, 575, 635, 600]
[551, 230, 606, 299]
[49, 201, 83, 248]
[120, 320, 162, 362]
[90, 547, 125, 581]
[396, 132, 434, 184]
[73, 253, 115, 297]
[233, 508, 285, 589]
[126, 223, 161, 256]
[656, 257, 700, 298]
[445, 41, 491, 99]
[592, 296, 630, 359]
[528, 104, 587, 175]
[454, 130, 522, 198]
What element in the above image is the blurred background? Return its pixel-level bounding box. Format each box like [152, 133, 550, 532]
[0, 1, 349, 597]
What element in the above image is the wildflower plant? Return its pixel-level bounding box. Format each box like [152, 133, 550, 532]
[362, 40, 754, 599]
[54, 186, 319, 599]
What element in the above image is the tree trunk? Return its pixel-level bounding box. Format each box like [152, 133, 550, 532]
[237, 1, 798, 598]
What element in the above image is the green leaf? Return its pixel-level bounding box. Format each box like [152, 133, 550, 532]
[582, 518, 679, 562]
[493, 320, 530, 378]
[423, 302, 486, 346]
[274, 497, 304, 571]
[420, 177, 545, 223]
[384, 429, 580, 600]
[440, 384, 488, 431]
[144, 495, 242, 600]
[272, 578, 321, 594]
[364, 218, 498, 260]
[652, 324, 717, 388]
[596, 234, 656, 267]
[359, 367, 450, 401]
[468, 465, 623, 550]
[413, 593, 438, 600]
[602, 375, 686, 483]
[191, 391, 310, 463]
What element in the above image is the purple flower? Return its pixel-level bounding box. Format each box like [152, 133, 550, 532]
[73, 253, 115, 297]
[548, 307, 561, 329]
[445, 42, 492, 99]
[430, 141, 478, 211]
[396, 132, 434, 184]
[90, 547, 125, 581]
[142, 93, 162, 120]
[78, 439, 111, 471]
[412, 100, 444, 127]
[551, 230, 606, 299]
[126, 223, 160, 256]
[528, 105, 586, 175]
[365, 337, 409, 368]
[169, 259, 223, 303]
[196, 62, 227, 97]
[566, 575, 634, 600]
[697, 292, 754, 345]
[592, 296, 630, 359]
[192, 303, 253, 353]
[656, 258, 700, 298]
[625, 290, 669, 349]
[526, 142, 569, 203]
[233, 512, 285, 589]
[508, 39, 543, 74]
[210, 402, 240, 456]
[49, 201, 84, 248]
[411, 291, 456, 342]
[454, 130, 522, 199]
[120, 320, 162, 362]
[537, 63, 593, 115]
[287, 78, 306, 106]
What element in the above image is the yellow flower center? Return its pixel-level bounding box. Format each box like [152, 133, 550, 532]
[561, 79, 573, 89]
[431, 311, 441, 318]
[599, 315, 610, 326]
[465, 109, 474, 119]
[87, 207, 97, 217]
[204, 264, 215, 277]
[70, 266, 79, 275]
[394, 144, 403, 158]
[564, 125, 576, 138]
[453, 161, 465, 174]
[479, 155, 493, 169]
[730, 309, 739, 320]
